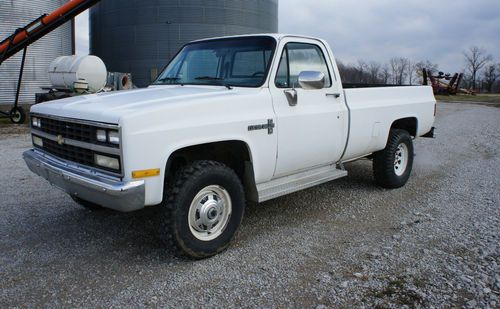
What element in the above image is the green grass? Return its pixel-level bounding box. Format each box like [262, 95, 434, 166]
[0, 117, 12, 125]
[435, 94, 500, 103]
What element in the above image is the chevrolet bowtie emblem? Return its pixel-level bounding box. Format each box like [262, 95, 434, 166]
[56, 135, 65, 145]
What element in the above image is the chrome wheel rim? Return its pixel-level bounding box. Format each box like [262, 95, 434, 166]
[394, 143, 409, 176]
[188, 185, 232, 241]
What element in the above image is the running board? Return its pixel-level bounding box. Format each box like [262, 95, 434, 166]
[257, 165, 347, 202]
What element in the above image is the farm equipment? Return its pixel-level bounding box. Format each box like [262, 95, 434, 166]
[422, 69, 464, 95]
[0, 0, 101, 124]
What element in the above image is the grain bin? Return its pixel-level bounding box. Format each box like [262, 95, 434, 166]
[90, 0, 279, 87]
[0, 0, 74, 105]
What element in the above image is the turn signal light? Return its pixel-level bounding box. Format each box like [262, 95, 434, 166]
[132, 168, 160, 179]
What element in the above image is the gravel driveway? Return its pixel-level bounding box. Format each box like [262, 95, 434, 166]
[0, 102, 498, 308]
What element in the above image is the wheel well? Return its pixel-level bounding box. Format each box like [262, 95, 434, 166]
[165, 141, 257, 200]
[391, 117, 417, 137]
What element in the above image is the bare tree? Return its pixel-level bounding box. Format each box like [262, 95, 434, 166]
[406, 60, 419, 85]
[367, 61, 381, 84]
[390, 57, 409, 85]
[463, 46, 492, 90]
[380, 64, 390, 84]
[415, 60, 439, 75]
[483, 64, 500, 93]
[415, 60, 439, 84]
[356, 60, 368, 83]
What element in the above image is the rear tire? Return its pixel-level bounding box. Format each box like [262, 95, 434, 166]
[160, 160, 245, 259]
[373, 129, 414, 188]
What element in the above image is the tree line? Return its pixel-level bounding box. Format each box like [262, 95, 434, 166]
[337, 46, 500, 93]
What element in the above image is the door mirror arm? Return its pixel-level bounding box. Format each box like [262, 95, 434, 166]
[284, 88, 297, 106]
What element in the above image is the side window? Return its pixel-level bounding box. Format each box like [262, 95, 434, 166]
[275, 48, 289, 87]
[275, 43, 332, 88]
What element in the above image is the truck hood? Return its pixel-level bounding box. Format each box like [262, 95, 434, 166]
[30, 85, 235, 124]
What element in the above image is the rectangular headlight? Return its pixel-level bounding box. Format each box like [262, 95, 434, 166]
[94, 154, 120, 170]
[31, 117, 41, 128]
[108, 130, 120, 144]
[32, 135, 43, 147]
[96, 129, 107, 142]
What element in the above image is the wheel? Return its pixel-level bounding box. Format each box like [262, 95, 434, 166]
[71, 196, 103, 211]
[373, 129, 414, 188]
[161, 160, 245, 259]
[9, 106, 26, 124]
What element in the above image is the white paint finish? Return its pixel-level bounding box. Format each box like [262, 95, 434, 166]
[268, 36, 348, 177]
[118, 87, 277, 205]
[30, 34, 436, 207]
[342, 86, 435, 160]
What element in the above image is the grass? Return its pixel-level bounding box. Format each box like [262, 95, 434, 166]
[435, 93, 500, 103]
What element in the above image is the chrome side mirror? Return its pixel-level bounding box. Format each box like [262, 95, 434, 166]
[298, 71, 325, 90]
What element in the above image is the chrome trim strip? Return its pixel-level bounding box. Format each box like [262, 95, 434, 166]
[31, 112, 119, 129]
[32, 129, 121, 155]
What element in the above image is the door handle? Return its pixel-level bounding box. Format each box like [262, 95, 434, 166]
[284, 89, 298, 106]
[326, 93, 341, 98]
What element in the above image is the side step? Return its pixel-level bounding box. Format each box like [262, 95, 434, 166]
[257, 164, 347, 202]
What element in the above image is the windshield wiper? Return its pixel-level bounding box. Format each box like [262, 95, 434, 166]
[156, 77, 180, 83]
[194, 76, 224, 81]
[194, 76, 232, 89]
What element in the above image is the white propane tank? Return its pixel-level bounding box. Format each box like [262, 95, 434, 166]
[48, 55, 107, 93]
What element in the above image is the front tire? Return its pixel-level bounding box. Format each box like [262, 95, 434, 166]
[161, 161, 245, 259]
[373, 129, 414, 188]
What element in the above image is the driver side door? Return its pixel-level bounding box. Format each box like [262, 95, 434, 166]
[269, 39, 347, 178]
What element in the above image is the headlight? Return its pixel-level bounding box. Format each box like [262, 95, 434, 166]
[32, 135, 43, 147]
[108, 130, 120, 144]
[96, 129, 107, 142]
[96, 129, 120, 145]
[94, 154, 120, 170]
[31, 117, 41, 128]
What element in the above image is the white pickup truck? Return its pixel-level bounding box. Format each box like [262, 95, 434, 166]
[24, 34, 435, 258]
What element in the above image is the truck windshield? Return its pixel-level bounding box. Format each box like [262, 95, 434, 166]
[154, 37, 276, 88]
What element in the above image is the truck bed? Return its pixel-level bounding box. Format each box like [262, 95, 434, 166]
[342, 85, 435, 160]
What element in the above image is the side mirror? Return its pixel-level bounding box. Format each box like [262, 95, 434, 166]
[298, 71, 325, 90]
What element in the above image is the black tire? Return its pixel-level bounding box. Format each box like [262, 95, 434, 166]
[71, 196, 103, 211]
[9, 106, 26, 124]
[373, 129, 414, 188]
[161, 160, 245, 259]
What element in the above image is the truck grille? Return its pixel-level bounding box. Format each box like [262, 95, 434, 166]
[41, 138, 95, 167]
[31, 114, 122, 175]
[38, 117, 96, 144]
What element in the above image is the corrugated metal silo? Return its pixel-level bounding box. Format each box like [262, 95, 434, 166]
[0, 0, 74, 105]
[90, 0, 279, 87]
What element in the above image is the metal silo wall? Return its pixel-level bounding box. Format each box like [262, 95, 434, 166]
[90, 0, 279, 87]
[0, 0, 74, 105]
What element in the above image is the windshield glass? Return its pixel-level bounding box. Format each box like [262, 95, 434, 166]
[153, 36, 276, 87]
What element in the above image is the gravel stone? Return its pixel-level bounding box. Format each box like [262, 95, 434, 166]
[0, 102, 498, 308]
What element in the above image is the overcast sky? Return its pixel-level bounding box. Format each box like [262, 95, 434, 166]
[75, 0, 500, 73]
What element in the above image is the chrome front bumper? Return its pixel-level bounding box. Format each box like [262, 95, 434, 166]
[23, 149, 145, 212]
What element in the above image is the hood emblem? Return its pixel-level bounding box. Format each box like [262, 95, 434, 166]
[57, 135, 65, 145]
